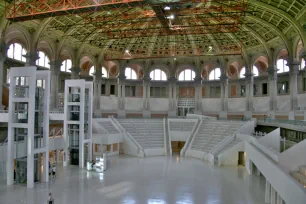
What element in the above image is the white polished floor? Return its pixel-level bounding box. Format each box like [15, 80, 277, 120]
[0, 155, 265, 204]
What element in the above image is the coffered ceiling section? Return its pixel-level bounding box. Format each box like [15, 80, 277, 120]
[3, 0, 306, 60]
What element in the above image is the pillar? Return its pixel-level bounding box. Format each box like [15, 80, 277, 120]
[24, 51, 39, 66]
[267, 66, 278, 112]
[93, 68, 102, 113]
[0, 42, 6, 110]
[168, 76, 177, 117]
[288, 60, 300, 110]
[70, 67, 81, 79]
[49, 60, 62, 109]
[194, 77, 202, 114]
[244, 72, 254, 119]
[219, 73, 228, 119]
[270, 186, 276, 204]
[277, 193, 284, 204]
[142, 74, 151, 118]
[117, 70, 126, 118]
[265, 179, 271, 203]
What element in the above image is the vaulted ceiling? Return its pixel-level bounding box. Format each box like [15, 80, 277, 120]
[1, 0, 306, 60]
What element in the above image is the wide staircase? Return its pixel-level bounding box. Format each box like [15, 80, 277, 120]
[190, 120, 245, 153]
[92, 119, 120, 134]
[117, 119, 164, 150]
[291, 166, 306, 187]
[169, 121, 195, 131]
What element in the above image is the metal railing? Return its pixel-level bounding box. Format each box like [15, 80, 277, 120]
[259, 118, 306, 126]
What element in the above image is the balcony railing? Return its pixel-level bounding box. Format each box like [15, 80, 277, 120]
[259, 119, 306, 126]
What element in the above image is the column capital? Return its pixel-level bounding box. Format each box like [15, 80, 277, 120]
[0, 42, 7, 61]
[168, 76, 177, 84]
[24, 52, 39, 66]
[49, 60, 62, 74]
[267, 66, 278, 80]
[143, 75, 151, 83]
[70, 66, 81, 73]
[219, 74, 228, 83]
[287, 60, 300, 74]
[194, 77, 202, 85]
[245, 72, 254, 84]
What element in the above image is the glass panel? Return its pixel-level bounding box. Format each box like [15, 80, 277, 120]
[178, 71, 184, 81]
[89, 66, 95, 76]
[185, 69, 191, 80]
[150, 70, 154, 80]
[102, 67, 107, 78]
[240, 67, 246, 78]
[155, 69, 161, 80]
[215, 68, 221, 79]
[7, 44, 14, 58]
[209, 70, 215, 80]
[131, 69, 137, 79]
[161, 71, 167, 80]
[67, 60, 72, 72]
[253, 66, 259, 76]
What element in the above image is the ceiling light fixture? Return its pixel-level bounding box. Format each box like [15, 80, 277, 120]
[164, 6, 171, 11]
[167, 14, 175, 20]
[125, 49, 129, 53]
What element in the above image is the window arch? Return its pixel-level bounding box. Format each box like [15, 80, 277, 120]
[240, 66, 259, 78]
[89, 66, 95, 76]
[36, 51, 50, 68]
[150, 69, 167, 81]
[178, 69, 195, 81]
[61, 59, 72, 72]
[7, 43, 27, 62]
[209, 68, 221, 80]
[277, 59, 289, 73]
[102, 67, 108, 78]
[125, 67, 137, 79]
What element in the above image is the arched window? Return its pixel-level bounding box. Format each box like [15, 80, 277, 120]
[89, 66, 95, 76]
[36, 51, 50, 68]
[61, 59, 72, 72]
[102, 67, 108, 78]
[150, 69, 167, 81]
[253, 66, 259, 77]
[209, 68, 221, 80]
[178, 69, 195, 81]
[301, 58, 305, 70]
[7, 43, 26, 62]
[240, 66, 259, 78]
[277, 59, 289, 73]
[125, 67, 137, 79]
[239, 67, 246, 78]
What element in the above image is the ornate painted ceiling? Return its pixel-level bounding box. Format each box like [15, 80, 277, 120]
[1, 0, 306, 61]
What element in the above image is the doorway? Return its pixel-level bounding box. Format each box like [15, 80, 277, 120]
[238, 151, 245, 166]
[70, 149, 79, 166]
[171, 141, 185, 154]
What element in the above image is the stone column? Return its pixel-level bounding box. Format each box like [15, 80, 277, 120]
[168, 76, 177, 117]
[93, 68, 102, 113]
[288, 60, 300, 119]
[142, 75, 151, 118]
[267, 66, 278, 118]
[244, 72, 254, 119]
[265, 179, 271, 203]
[219, 73, 228, 119]
[24, 51, 39, 66]
[0, 42, 7, 110]
[117, 72, 126, 118]
[194, 77, 202, 114]
[70, 67, 81, 79]
[49, 60, 62, 109]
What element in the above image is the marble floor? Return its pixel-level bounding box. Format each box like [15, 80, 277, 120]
[0, 155, 265, 204]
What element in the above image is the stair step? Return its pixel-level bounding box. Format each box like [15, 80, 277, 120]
[291, 172, 306, 186]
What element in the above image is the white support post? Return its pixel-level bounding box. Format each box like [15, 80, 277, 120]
[265, 179, 271, 203]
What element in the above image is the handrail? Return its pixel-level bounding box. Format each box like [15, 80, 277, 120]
[210, 121, 249, 155]
[110, 117, 145, 156]
[259, 118, 306, 126]
[180, 118, 202, 156]
[0, 110, 8, 113]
